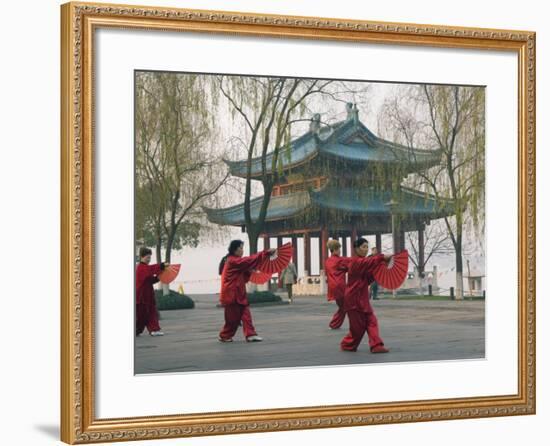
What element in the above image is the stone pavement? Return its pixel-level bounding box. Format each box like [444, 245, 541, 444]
[135, 294, 485, 374]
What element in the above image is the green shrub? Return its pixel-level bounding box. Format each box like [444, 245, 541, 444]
[247, 290, 282, 304]
[154, 289, 195, 310]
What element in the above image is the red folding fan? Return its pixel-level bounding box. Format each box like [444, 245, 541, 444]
[257, 242, 293, 274]
[249, 270, 272, 285]
[372, 250, 409, 290]
[158, 264, 181, 284]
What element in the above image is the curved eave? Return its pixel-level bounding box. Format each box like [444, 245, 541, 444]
[222, 132, 319, 179]
[203, 192, 311, 226]
[310, 187, 455, 219]
[319, 143, 442, 169]
[320, 119, 443, 168]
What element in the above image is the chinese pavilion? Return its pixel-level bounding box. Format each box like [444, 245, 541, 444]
[205, 103, 454, 277]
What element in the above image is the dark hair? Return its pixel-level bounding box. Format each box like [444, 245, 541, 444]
[353, 237, 369, 249]
[218, 240, 244, 275]
[139, 247, 152, 258]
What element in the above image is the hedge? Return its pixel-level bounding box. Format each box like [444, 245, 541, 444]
[247, 290, 282, 304]
[154, 289, 195, 311]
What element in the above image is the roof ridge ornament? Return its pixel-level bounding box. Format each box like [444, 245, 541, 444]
[345, 102, 359, 123]
[309, 113, 321, 134]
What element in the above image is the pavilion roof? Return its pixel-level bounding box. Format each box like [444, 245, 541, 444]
[223, 107, 442, 179]
[311, 186, 454, 217]
[203, 186, 454, 227]
[203, 191, 311, 226]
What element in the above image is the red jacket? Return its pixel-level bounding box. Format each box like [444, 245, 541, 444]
[325, 254, 350, 301]
[220, 250, 271, 305]
[343, 254, 384, 312]
[136, 262, 163, 305]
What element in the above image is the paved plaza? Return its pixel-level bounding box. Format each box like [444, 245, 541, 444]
[135, 295, 485, 374]
[135, 294, 485, 374]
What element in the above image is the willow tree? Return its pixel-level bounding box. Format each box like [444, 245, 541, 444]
[135, 71, 229, 269]
[379, 85, 485, 300]
[135, 180, 165, 263]
[218, 76, 333, 253]
[406, 223, 453, 273]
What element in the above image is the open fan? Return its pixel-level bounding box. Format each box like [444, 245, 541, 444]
[372, 250, 408, 290]
[249, 270, 272, 285]
[257, 242, 293, 274]
[158, 264, 181, 284]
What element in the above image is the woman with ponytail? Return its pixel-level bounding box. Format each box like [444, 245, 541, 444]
[218, 239, 275, 342]
[340, 237, 392, 353]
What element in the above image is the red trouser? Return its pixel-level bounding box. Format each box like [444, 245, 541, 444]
[329, 297, 346, 329]
[219, 303, 257, 340]
[136, 301, 161, 335]
[340, 307, 384, 352]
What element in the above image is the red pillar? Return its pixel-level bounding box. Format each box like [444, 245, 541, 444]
[277, 236, 284, 288]
[304, 232, 311, 275]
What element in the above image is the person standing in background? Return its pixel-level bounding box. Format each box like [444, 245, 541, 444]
[281, 261, 298, 303]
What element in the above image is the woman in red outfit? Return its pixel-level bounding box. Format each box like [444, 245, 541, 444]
[135, 247, 166, 337]
[325, 239, 350, 329]
[340, 238, 392, 353]
[218, 240, 276, 343]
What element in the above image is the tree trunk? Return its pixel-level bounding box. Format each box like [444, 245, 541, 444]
[248, 229, 259, 255]
[165, 238, 173, 263]
[417, 268, 424, 296]
[454, 231, 464, 300]
[163, 230, 176, 296]
[245, 229, 259, 292]
[155, 237, 162, 265]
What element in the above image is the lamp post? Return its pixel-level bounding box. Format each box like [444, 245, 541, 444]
[385, 199, 399, 298]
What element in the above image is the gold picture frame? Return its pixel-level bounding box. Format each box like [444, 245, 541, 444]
[60, 1, 536, 443]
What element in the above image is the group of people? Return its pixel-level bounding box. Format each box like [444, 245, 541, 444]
[135, 237, 392, 353]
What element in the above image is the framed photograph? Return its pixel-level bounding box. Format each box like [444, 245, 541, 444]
[60, 1, 536, 443]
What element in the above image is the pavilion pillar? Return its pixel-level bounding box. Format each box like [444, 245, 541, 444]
[263, 235, 271, 250]
[320, 227, 329, 271]
[304, 232, 311, 276]
[418, 227, 425, 274]
[391, 214, 399, 254]
[277, 236, 283, 248]
[399, 230, 406, 251]
[376, 233, 382, 252]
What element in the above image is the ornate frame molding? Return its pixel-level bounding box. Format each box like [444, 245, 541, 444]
[60, 2, 536, 443]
